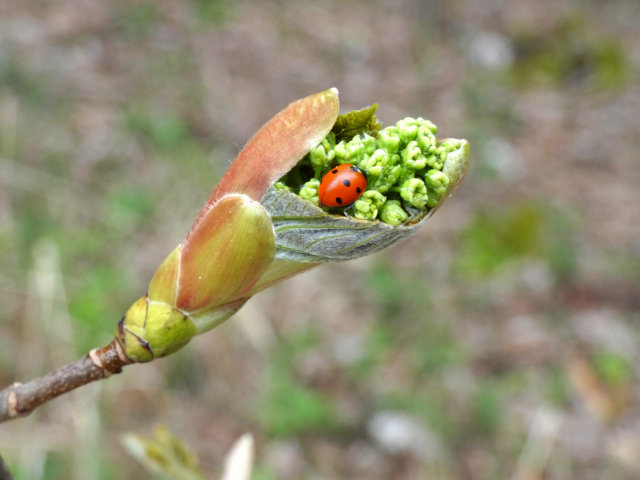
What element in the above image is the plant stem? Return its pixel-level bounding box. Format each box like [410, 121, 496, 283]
[0, 339, 130, 423]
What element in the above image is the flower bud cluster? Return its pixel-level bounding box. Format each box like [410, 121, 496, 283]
[277, 117, 461, 225]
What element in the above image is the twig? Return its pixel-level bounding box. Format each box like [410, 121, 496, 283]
[0, 452, 15, 480]
[0, 339, 130, 423]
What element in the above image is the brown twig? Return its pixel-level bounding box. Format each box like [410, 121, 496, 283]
[0, 452, 15, 480]
[0, 338, 131, 423]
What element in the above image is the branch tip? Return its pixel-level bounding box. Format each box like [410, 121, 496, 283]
[1, 338, 131, 423]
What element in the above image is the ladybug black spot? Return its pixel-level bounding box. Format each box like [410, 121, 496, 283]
[336, 197, 343, 205]
[356, 187, 362, 193]
[349, 165, 360, 173]
[331, 168, 339, 174]
[343, 179, 351, 187]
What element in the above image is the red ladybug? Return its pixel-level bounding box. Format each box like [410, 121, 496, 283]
[318, 164, 367, 207]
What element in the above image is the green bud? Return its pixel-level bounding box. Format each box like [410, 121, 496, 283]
[299, 178, 321, 206]
[379, 199, 409, 225]
[346, 141, 365, 163]
[360, 133, 377, 156]
[359, 149, 402, 193]
[275, 104, 468, 229]
[379, 128, 401, 154]
[417, 125, 436, 152]
[310, 135, 337, 177]
[396, 118, 419, 144]
[398, 178, 428, 209]
[310, 144, 328, 177]
[273, 181, 292, 192]
[424, 145, 446, 170]
[119, 296, 198, 362]
[401, 141, 427, 170]
[442, 138, 461, 150]
[321, 132, 336, 150]
[334, 141, 347, 163]
[424, 139, 463, 170]
[370, 164, 402, 194]
[352, 190, 386, 221]
[418, 118, 438, 134]
[359, 148, 388, 174]
[424, 169, 449, 207]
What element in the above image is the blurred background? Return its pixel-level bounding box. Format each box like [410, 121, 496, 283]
[1, 0, 639, 479]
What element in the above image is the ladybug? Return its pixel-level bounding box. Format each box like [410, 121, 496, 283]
[318, 163, 367, 207]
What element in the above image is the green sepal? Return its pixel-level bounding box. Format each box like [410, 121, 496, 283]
[380, 199, 409, 225]
[117, 296, 154, 362]
[143, 301, 197, 357]
[118, 295, 197, 363]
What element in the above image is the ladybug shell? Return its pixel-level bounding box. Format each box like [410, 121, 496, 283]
[318, 164, 367, 207]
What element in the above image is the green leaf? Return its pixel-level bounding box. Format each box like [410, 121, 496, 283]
[331, 104, 382, 142]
